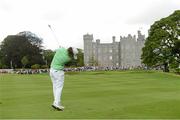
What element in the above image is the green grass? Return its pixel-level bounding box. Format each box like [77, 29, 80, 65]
[0, 70, 180, 119]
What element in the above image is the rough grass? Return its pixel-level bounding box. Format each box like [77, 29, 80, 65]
[0, 70, 180, 119]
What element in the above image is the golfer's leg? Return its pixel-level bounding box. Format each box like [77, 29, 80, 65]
[50, 69, 57, 105]
[55, 71, 64, 106]
[52, 79, 57, 102]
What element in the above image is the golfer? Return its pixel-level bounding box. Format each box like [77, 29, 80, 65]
[50, 47, 78, 111]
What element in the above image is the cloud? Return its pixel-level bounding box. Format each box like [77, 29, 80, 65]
[42, 11, 64, 22]
[0, 0, 179, 49]
[0, 0, 13, 13]
[125, 0, 180, 25]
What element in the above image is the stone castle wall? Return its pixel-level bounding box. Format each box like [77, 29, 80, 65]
[83, 31, 145, 68]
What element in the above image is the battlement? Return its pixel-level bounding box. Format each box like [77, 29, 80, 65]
[137, 30, 145, 41]
[83, 34, 93, 41]
[120, 34, 136, 42]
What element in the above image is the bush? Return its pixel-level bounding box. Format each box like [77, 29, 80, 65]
[41, 65, 49, 69]
[0, 64, 8, 69]
[0, 63, 2, 69]
[31, 64, 40, 69]
[175, 68, 180, 74]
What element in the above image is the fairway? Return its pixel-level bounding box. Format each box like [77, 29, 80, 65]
[0, 70, 180, 119]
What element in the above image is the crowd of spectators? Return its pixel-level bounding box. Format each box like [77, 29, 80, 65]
[0, 69, 49, 74]
[64, 66, 149, 72]
[0, 66, 152, 74]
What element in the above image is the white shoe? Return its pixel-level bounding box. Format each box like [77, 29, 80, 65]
[52, 104, 65, 111]
[59, 105, 65, 109]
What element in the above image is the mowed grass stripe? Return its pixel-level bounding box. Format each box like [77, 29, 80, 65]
[0, 70, 180, 119]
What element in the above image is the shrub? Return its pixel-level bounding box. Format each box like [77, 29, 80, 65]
[31, 64, 40, 69]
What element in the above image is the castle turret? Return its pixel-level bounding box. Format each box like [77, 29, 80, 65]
[136, 30, 145, 67]
[96, 39, 100, 44]
[83, 34, 94, 66]
[137, 30, 145, 41]
[112, 36, 115, 43]
[83, 34, 93, 41]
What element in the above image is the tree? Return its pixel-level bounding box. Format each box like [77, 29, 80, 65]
[17, 31, 44, 66]
[76, 48, 84, 66]
[171, 40, 180, 73]
[0, 35, 30, 68]
[42, 49, 55, 68]
[21, 56, 29, 68]
[65, 48, 84, 67]
[0, 31, 44, 68]
[0, 49, 3, 68]
[17, 31, 43, 48]
[142, 10, 180, 72]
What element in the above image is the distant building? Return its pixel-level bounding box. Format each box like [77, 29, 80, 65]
[83, 30, 145, 68]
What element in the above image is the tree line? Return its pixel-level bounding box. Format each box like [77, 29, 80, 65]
[0, 31, 84, 69]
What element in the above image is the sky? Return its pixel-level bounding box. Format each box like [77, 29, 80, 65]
[0, 0, 179, 50]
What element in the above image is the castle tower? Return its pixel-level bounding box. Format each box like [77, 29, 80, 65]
[136, 30, 145, 67]
[83, 34, 93, 66]
[120, 34, 137, 68]
[112, 36, 119, 67]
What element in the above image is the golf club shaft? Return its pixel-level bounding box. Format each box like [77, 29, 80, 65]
[48, 25, 61, 48]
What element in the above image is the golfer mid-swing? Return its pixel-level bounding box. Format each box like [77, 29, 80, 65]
[50, 47, 78, 111]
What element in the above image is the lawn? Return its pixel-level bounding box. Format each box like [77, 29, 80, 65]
[0, 70, 180, 119]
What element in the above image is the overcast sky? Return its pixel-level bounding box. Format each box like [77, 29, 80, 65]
[0, 0, 179, 50]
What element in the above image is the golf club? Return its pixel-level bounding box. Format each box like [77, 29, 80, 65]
[48, 24, 61, 48]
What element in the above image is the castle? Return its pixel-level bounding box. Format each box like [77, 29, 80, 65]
[83, 31, 145, 68]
